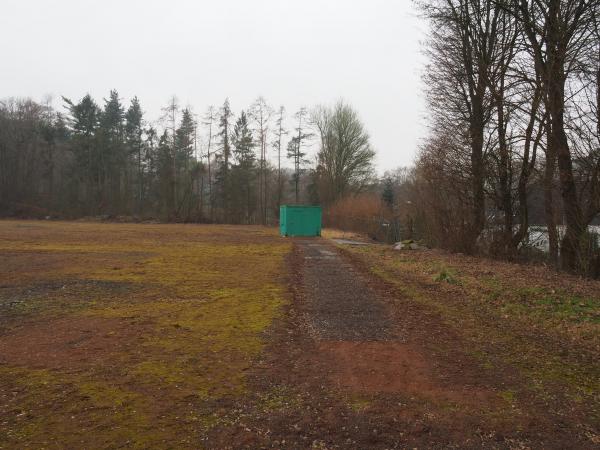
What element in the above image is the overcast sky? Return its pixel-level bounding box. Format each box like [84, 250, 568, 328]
[1, 0, 427, 174]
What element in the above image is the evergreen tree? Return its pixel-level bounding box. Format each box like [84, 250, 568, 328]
[232, 111, 254, 167]
[125, 97, 144, 212]
[63, 94, 100, 212]
[175, 108, 195, 168]
[174, 108, 196, 218]
[156, 130, 174, 217]
[99, 90, 125, 212]
[143, 125, 159, 212]
[231, 111, 255, 222]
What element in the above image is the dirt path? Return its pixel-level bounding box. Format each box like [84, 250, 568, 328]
[208, 238, 593, 449]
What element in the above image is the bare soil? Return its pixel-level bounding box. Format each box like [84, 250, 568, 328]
[0, 315, 141, 369]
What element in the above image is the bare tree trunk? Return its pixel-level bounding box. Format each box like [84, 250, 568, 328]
[547, 11, 584, 270]
[496, 88, 513, 255]
[544, 122, 560, 266]
[510, 0, 596, 271]
[275, 106, 285, 215]
[513, 98, 543, 248]
[470, 96, 486, 252]
[203, 107, 215, 222]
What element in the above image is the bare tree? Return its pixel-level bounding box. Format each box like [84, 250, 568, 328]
[287, 107, 311, 203]
[419, 0, 506, 251]
[272, 106, 287, 213]
[312, 101, 375, 204]
[250, 97, 272, 224]
[504, 0, 600, 270]
[202, 106, 217, 221]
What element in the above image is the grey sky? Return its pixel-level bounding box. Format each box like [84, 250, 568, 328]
[1, 0, 426, 174]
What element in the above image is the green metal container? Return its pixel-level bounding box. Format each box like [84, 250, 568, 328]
[279, 205, 322, 237]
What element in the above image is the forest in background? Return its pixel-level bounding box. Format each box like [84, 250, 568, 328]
[0, 94, 375, 224]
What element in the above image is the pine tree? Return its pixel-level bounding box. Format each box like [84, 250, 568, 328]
[99, 90, 125, 212]
[175, 109, 195, 166]
[63, 94, 100, 213]
[232, 111, 255, 222]
[156, 130, 174, 217]
[174, 108, 196, 218]
[143, 125, 159, 212]
[125, 97, 144, 213]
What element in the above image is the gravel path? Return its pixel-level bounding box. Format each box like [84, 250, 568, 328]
[297, 239, 392, 341]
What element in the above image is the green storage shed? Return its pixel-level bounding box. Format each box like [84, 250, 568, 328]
[280, 205, 322, 237]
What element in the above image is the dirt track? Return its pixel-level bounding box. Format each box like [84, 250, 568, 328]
[207, 238, 598, 449]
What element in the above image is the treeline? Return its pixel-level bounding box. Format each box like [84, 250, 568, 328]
[0, 94, 375, 223]
[408, 0, 600, 275]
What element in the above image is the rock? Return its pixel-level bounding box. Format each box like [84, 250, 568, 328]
[393, 241, 426, 250]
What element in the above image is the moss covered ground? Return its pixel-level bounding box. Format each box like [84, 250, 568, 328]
[0, 221, 290, 448]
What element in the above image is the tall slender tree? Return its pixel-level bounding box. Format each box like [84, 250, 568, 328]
[125, 96, 144, 213]
[250, 97, 272, 224]
[203, 106, 217, 221]
[272, 106, 287, 213]
[63, 94, 101, 213]
[215, 99, 233, 219]
[161, 96, 179, 216]
[174, 108, 196, 218]
[231, 111, 256, 222]
[287, 107, 311, 203]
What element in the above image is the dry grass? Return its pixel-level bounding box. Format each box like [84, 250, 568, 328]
[338, 244, 600, 423]
[321, 228, 371, 242]
[0, 220, 291, 448]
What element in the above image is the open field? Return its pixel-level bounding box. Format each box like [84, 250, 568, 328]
[1, 220, 599, 448]
[0, 221, 290, 448]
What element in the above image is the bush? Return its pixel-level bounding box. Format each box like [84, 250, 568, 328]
[323, 193, 393, 241]
[433, 265, 459, 284]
